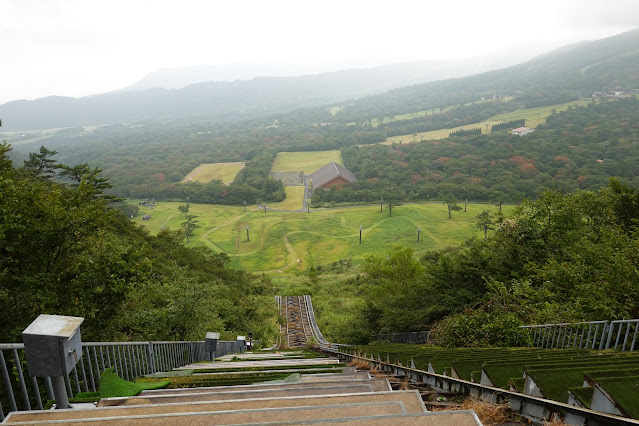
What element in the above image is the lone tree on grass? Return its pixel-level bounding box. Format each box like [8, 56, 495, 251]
[178, 202, 190, 218]
[475, 210, 495, 239]
[181, 214, 200, 242]
[443, 194, 462, 218]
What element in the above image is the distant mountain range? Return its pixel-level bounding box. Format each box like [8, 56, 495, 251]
[1, 31, 638, 131]
[118, 42, 558, 93]
[0, 42, 560, 131]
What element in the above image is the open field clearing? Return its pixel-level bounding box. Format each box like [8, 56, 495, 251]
[380, 98, 592, 145]
[268, 186, 306, 210]
[363, 99, 503, 127]
[181, 162, 245, 183]
[271, 150, 343, 173]
[134, 201, 512, 273]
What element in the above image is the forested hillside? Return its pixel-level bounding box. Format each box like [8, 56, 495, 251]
[0, 143, 276, 343]
[337, 181, 639, 346]
[313, 97, 639, 204]
[2, 29, 638, 206]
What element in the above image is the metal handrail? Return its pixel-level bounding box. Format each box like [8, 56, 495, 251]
[520, 319, 639, 351]
[0, 339, 240, 421]
[373, 331, 431, 344]
[303, 295, 328, 345]
[336, 350, 639, 425]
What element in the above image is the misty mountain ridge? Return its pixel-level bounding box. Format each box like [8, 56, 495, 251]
[119, 41, 560, 93]
[1, 32, 637, 131]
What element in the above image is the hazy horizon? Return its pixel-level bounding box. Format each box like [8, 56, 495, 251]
[3, 0, 638, 105]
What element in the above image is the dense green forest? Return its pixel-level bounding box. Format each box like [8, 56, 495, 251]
[338, 180, 639, 346]
[0, 143, 277, 343]
[312, 98, 639, 204]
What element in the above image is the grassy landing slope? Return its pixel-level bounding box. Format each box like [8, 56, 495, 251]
[182, 162, 245, 184]
[271, 151, 343, 173]
[269, 186, 306, 210]
[134, 201, 511, 273]
[380, 98, 591, 145]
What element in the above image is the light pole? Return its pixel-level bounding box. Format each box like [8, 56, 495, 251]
[359, 225, 362, 244]
[417, 226, 421, 242]
[246, 225, 250, 242]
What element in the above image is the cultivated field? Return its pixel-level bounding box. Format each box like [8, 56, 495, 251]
[380, 98, 592, 145]
[181, 162, 245, 184]
[134, 201, 512, 273]
[271, 151, 343, 173]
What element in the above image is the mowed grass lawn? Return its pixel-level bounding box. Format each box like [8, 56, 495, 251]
[380, 98, 592, 145]
[269, 186, 306, 210]
[271, 151, 343, 173]
[181, 162, 245, 183]
[134, 201, 512, 273]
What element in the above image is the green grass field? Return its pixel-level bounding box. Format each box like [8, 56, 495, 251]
[380, 98, 592, 145]
[181, 162, 245, 184]
[269, 186, 306, 210]
[271, 151, 343, 173]
[134, 201, 512, 273]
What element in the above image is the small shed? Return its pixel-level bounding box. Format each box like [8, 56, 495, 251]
[512, 127, 535, 136]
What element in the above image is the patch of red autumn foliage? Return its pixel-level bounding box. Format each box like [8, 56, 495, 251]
[519, 163, 538, 174]
[509, 155, 534, 165]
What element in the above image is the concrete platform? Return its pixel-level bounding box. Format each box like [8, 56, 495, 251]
[99, 384, 378, 406]
[5, 391, 427, 423]
[138, 378, 391, 396]
[3, 402, 408, 425]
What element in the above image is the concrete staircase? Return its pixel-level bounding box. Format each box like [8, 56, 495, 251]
[2, 297, 482, 425]
[2, 351, 482, 425]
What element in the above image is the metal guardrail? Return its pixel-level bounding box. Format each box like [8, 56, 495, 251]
[334, 350, 639, 425]
[303, 295, 345, 353]
[0, 339, 242, 421]
[520, 319, 639, 351]
[373, 331, 430, 344]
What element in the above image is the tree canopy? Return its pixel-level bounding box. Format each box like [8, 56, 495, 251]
[0, 143, 277, 343]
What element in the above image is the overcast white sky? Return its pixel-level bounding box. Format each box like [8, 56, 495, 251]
[2, 0, 638, 104]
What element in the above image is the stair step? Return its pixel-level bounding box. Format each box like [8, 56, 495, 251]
[264, 411, 483, 425]
[179, 358, 340, 370]
[4, 402, 408, 425]
[99, 384, 379, 406]
[137, 378, 391, 396]
[193, 367, 355, 376]
[4, 391, 427, 423]
[301, 372, 371, 382]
